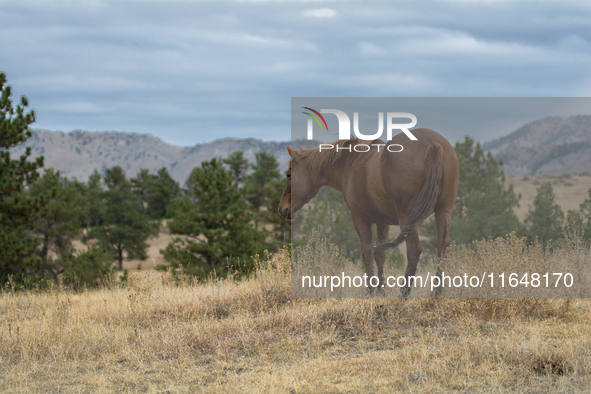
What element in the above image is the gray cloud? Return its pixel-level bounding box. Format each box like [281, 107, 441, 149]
[1, 0, 590, 146]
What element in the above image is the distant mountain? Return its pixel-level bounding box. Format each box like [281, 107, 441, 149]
[10, 115, 591, 183]
[10, 129, 318, 184]
[483, 115, 591, 176]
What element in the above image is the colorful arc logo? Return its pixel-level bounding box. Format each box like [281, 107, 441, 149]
[302, 107, 328, 131]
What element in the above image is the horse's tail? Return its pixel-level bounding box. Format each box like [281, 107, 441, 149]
[375, 142, 444, 249]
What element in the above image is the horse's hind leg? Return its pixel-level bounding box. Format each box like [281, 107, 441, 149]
[432, 209, 452, 296]
[401, 229, 422, 298]
[375, 224, 389, 289]
[435, 209, 452, 258]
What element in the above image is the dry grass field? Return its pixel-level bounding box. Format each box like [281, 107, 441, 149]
[2, 237, 591, 393]
[2, 174, 590, 392]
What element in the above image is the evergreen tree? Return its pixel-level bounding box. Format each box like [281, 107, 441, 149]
[453, 136, 518, 222]
[86, 166, 159, 270]
[565, 208, 585, 238]
[524, 182, 564, 245]
[29, 171, 113, 287]
[0, 71, 47, 283]
[147, 167, 180, 219]
[28, 169, 84, 277]
[68, 178, 90, 228]
[579, 188, 591, 241]
[183, 169, 197, 202]
[161, 158, 265, 278]
[130, 168, 155, 215]
[131, 167, 179, 219]
[85, 169, 104, 228]
[222, 151, 249, 185]
[422, 136, 521, 250]
[59, 245, 114, 289]
[244, 151, 280, 228]
[564, 187, 591, 242]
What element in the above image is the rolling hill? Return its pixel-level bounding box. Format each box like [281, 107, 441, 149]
[9, 114, 591, 184]
[483, 115, 591, 176]
[10, 129, 314, 184]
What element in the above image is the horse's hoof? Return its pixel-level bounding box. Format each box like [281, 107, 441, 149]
[376, 286, 385, 297]
[431, 286, 443, 298]
[366, 286, 385, 297]
[431, 269, 443, 297]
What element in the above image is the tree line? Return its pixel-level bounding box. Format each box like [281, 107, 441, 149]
[1, 72, 288, 288]
[423, 137, 591, 250]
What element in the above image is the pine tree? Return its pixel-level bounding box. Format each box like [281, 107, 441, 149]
[130, 167, 180, 219]
[222, 151, 249, 185]
[130, 168, 155, 215]
[182, 169, 198, 202]
[67, 178, 90, 229]
[565, 188, 591, 241]
[28, 169, 84, 277]
[161, 158, 265, 278]
[147, 167, 180, 219]
[59, 245, 114, 289]
[524, 182, 564, 245]
[579, 188, 591, 241]
[85, 169, 104, 228]
[86, 166, 159, 270]
[422, 136, 521, 250]
[29, 171, 113, 287]
[453, 136, 518, 221]
[244, 151, 280, 229]
[0, 71, 47, 283]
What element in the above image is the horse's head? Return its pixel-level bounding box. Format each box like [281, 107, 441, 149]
[278, 146, 321, 219]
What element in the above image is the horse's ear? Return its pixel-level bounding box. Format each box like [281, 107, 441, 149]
[287, 146, 292, 156]
[299, 145, 303, 152]
[349, 134, 359, 143]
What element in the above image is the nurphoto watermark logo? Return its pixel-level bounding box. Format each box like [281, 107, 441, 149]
[302, 107, 418, 152]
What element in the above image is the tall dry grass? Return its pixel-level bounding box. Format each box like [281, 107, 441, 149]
[437, 231, 591, 298]
[1, 241, 591, 393]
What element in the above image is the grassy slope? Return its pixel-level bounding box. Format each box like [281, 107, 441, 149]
[1, 247, 590, 393]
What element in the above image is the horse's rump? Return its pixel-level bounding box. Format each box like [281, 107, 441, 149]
[374, 142, 444, 250]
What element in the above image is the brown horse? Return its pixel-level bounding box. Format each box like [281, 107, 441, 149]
[278, 128, 459, 296]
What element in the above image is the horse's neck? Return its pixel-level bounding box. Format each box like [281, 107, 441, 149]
[317, 154, 348, 192]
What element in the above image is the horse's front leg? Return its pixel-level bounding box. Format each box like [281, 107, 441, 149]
[351, 214, 375, 293]
[375, 223, 390, 288]
[432, 209, 452, 296]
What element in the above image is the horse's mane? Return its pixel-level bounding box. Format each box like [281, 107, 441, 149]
[296, 139, 346, 180]
[296, 138, 383, 180]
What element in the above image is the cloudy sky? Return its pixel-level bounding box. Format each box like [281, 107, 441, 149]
[1, 0, 590, 146]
